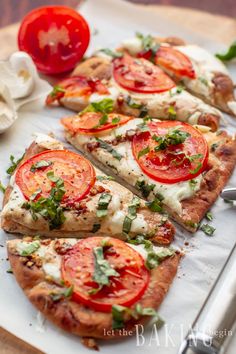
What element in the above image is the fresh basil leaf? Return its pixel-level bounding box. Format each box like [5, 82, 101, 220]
[19, 241, 40, 256]
[135, 179, 155, 198]
[112, 304, 130, 329]
[122, 196, 140, 234]
[145, 247, 174, 270]
[138, 146, 150, 159]
[200, 223, 215, 236]
[111, 117, 121, 125]
[153, 127, 190, 152]
[92, 246, 119, 288]
[176, 85, 184, 94]
[168, 105, 177, 120]
[146, 197, 163, 213]
[50, 285, 74, 302]
[135, 32, 160, 59]
[189, 179, 198, 190]
[6, 153, 25, 175]
[30, 160, 52, 172]
[96, 175, 115, 181]
[50, 85, 66, 98]
[211, 142, 219, 152]
[216, 41, 236, 62]
[97, 193, 112, 218]
[205, 212, 213, 221]
[135, 303, 156, 317]
[0, 180, 6, 194]
[96, 138, 123, 160]
[126, 96, 143, 109]
[100, 48, 123, 58]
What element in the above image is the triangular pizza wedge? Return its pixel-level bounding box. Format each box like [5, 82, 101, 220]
[46, 52, 222, 132]
[7, 236, 181, 347]
[61, 109, 236, 232]
[120, 34, 236, 116]
[1, 134, 174, 244]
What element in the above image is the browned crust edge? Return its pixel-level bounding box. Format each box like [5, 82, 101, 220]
[8, 244, 181, 340]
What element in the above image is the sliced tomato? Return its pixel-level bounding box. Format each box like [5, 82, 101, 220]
[155, 46, 196, 79]
[61, 112, 132, 135]
[62, 237, 150, 312]
[18, 6, 90, 74]
[46, 76, 109, 105]
[113, 53, 175, 94]
[132, 121, 208, 184]
[15, 150, 95, 205]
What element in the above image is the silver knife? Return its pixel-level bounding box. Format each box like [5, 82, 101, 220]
[220, 187, 236, 201]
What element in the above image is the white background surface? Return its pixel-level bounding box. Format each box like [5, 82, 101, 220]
[0, 0, 236, 353]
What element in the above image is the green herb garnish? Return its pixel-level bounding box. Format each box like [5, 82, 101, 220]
[97, 193, 112, 218]
[96, 138, 123, 160]
[205, 212, 213, 221]
[96, 175, 115, 181]
[189, 179, 198, 190]
[136, 32, 160, 60]
[19, 241, 40, 256]
[22, 171, 66, 230]
[0, 180, 6, 193]
[168, 105, 177, 120]
[100, 48, 123, 58]
[146, 194, 164, 213]
[138, 146, 150, 159]
[50, 285, 74, 302]
[6, 153, 25, 175]
[200, 223, 215, 236]
[135, 179, 155, 198]
[216, 41, 236, 62]
[49, 85, 66, 99]
[122, 196, 140, 234]
[152, 126, 190, 152]
[30, 160, 52, 172]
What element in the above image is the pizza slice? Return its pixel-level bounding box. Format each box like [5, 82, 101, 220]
[46, 52, 223, 132]
[1, 134, 174, 244]
[120, 33, 236, 116]
[61, 110, 236, 232]
[7, 236, 180, 347]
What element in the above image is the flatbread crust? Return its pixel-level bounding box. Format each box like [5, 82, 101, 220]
[1, 136, 175, 244]
[7, 238, 180, 341]
[63, 125, 236, 232]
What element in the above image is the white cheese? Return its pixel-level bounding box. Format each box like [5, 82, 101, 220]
[128, 243, 173, 260]
[89, 86, 120, 103]
[43, 260, 61, 282]
[33, 132, 64, 150]
[121, 37, 142, 55]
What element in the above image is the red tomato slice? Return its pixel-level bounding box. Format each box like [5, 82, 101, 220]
[62, 237, 150, 312]
[15, 150, 95, 205]
[113, 54, 175, 93]
[155, 46, 196, 79]
[18, 6, 90, 74]
[132, 121, 208, 184]
[61, 112, 132, 134]
[46, 76, 109, 105]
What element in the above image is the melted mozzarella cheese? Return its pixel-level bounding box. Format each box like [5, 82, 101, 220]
[128, 243, 174, 260]
[89, 86, 120, 103]
[121, 37, 142, 55]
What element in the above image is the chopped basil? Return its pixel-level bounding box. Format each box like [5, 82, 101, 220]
[30, 188, 42, 201]
[91, 223, 101, 233]
[126, 96, 143, 109]
[91, 246, 119, 292]
[200, 223, 215, 236]
[6, 153, 25, 175]
[50, 285, 74, 302]
[211, 142, 219, 152]
[185, 220, 199, 229]
[111, 116, 121, 125]
[136, 32, 160, 60]
[146, 195, 164, 213]
[138, 146, 150, 159]
[100, 48, 123, 58]
[49, 85, 66, 99]
[205, 212, 213, 221]
[82, 98, 114, 115]
[135, 179, 155, 198]
[153, 126, 190, 152]
[139, 106, 149, 118]
[96, 138, 123, 160]
[168, 105, 177, 120]
[19, 241, 40, 256]
[22, 171, 66, 230]
[6, 268, 13, 274]
[112, 302, 164, 329]
[189, 179, 198, 190]
[216, 41, 236, 62]
[145, 247, 174, 270]
[30, 160, 52, 172]
[122, 196, 140, 234]
[189, 162, 202, 175]
[97, 193, 112, 218]
[96, 175, 115, 181]
[0, 180, 6, 194]
[176, 85, 184, 94]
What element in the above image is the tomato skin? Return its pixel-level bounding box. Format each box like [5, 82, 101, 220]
[15, 150, 96, 205]
[113, 54, 175, 94]
[46, 76, 109, 105]
[132, 121, 209, 184]
[18, 6, 90, 74]
[155, 46, 196, 79]
[62, 237, 150, 312]
[61, 112, 132, 135]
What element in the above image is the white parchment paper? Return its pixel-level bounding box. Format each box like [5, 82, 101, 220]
[0, 1, 236, 353]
